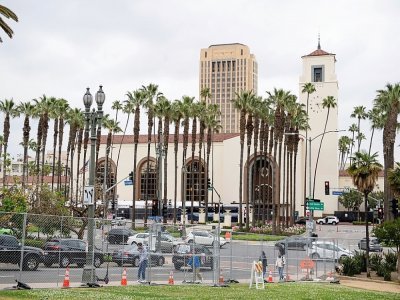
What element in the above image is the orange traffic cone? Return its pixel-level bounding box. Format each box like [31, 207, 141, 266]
[225, 231, 231, 242]
[121, 268, 127, 286]
[62, 267, 70, 288]
[267, 270, 273, 283]
[219, 270, 224, 284]
[168, 271, 174, 285]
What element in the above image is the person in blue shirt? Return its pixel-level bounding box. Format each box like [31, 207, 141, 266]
[187, 253, 203, 282]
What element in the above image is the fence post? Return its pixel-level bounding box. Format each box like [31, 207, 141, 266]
[18, 212, 28, 283]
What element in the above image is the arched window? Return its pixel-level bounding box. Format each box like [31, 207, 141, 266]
[184, 160, 206, 203]
[139, 160, 157, 200]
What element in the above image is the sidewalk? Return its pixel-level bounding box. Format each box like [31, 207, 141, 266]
[339, 276, 400, 293]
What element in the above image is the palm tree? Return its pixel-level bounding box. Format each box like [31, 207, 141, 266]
[0, 98, 17, 186]
[125, 89, 146, 228]
[350, 106, 367, 152]
[142, 84, 162, 224]
[301, 83, 316, 207]
[312, 96, 337, 198]
[110, 100, 123, 160]
[338, 136, 352, 170]
[0, 4, 18, 42]
[268, 88, 290, 233]
[346, 123, 358, 166]
[56, 99, 69, 191]
[245, 95, 259, 229]
[199, 88, 211, 207]
[347, 151, 382, 278]
[102, 118, 122, 211]
[232, 90, 255, 230]
[171, 100, 183, 223]
[16, 101, 36, 189]
[189, 101, 202, 224]
[0, 135, 3, 181]
[367, 108, 384, 155]
[373, 83, 400, 220]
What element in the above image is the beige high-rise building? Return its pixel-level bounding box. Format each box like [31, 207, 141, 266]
[199, 43, 258, 133]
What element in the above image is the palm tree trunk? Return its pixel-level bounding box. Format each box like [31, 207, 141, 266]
[368, 127, 375, 156]
[364, 192, 370, 277]
[57, 118, 65, 191]
[51, 118, 59, 191]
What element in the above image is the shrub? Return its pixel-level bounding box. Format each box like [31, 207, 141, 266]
[383, 252, 397, 272]
[377, 261, 392, 280]
[352, 251, 366, 273]
[341, 256, 358, 276]
[369, 253, 383, 271]
[24, 238, 45, 248]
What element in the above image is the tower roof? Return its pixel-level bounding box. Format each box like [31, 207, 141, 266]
[302, 36, 336, 58]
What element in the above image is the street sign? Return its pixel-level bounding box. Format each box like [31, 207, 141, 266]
[208, 187, 213, 191]
[83, 185, 94, 205]
[124, 180, 133, 186]
[307, 201, 324, 210]
[332, 191, 343, 196]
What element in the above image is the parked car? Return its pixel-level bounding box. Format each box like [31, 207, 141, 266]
[172, 243, 214, 270]
[294, 217, 308, 225]
[111, 244, 165, 267]
[316, 216, 339, 225]
[111, 217, 126, 226]
[107, 228, 136, 244]
[43, 238, 104, 268]
[185, 230, 227, 247]
[0, 234, 43, 271]
[358, 237, 383, 252]
[127, 232, 184, 252]
[309, 241, 353, 260]
[275, 235, 316, 251]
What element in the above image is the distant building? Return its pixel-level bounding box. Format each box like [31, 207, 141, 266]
[199, 43, 258, 133]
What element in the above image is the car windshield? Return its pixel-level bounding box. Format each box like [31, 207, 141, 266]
[177, 244, 191, 253]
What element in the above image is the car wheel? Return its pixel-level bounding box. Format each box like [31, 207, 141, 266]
[77, 263, 85, 268]
[116, 262, 122, 267]
[158, 257, 165, 266]
[94, 256, 103, 268]
[174, 263, 182, 270]
[131, 241, 137, 245]
[187, 239, 193, 244]
[23, 255, 40, 271]
[60, 256, 71, 268]
[318, 221, 323, 225]
[133, 257, 140, 267]
[311, 253, 319, 259]
[332, 221, 337, 225]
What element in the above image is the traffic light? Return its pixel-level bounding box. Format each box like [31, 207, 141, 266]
[207, 178, 211, 189]
[324, 181, 330, 195]
[111, 200, 115, 212]
[128, 171, 134, 181]
[391, 198, 398, 217]
[214, 203, 219, 213]
[162, 204, 168, 218]
[152, 200, 159, 216]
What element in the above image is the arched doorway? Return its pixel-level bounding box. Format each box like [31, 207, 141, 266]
[245, 153, 278, 224]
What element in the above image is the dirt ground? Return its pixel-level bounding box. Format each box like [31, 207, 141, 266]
[339, 276, 400, 294]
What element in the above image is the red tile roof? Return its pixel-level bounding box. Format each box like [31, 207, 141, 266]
[100, 133, 240, 144]
[302, 48, 334, 57]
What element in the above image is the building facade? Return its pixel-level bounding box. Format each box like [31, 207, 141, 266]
[199, 43, 258, 133]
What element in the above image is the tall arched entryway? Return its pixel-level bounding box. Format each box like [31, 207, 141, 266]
[244, 153, 279, 224]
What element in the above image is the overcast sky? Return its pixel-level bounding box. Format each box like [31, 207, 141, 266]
[1, 0, 399, 162]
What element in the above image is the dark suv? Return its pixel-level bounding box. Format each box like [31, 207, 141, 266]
[107, 228, 135, 244]
[0, 234, 43, 271]
[172, 243, 213, 270]
[43, 238, 104, 268]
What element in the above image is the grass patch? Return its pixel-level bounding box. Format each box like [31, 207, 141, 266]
[0, 283, 398, 300]
[232, 233, 286, 241]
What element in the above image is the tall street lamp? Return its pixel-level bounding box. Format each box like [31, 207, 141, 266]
[81, 85, 105, 285]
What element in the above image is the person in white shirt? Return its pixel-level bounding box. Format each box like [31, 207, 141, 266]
[137, 243, 148, 282]
[275, 253, 285, 281]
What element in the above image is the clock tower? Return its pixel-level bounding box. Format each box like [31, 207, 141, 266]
[298, 39, 339, 216]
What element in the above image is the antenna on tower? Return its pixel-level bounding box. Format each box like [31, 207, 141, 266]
[317, 32, 321, 49]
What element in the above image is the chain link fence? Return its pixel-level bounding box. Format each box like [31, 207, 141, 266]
[0, 211, 391, 289]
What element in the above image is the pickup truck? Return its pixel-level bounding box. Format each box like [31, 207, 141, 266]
[0, 234, 43, 271]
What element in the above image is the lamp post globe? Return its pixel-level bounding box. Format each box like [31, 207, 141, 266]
[95, 85, 105, 106]
[83, 87, 93, 108]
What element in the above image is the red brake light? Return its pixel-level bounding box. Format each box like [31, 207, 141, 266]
[49, 245, 60, 250]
